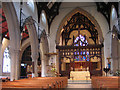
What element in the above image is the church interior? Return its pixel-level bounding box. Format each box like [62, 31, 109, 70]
[0, 1, 120, 89]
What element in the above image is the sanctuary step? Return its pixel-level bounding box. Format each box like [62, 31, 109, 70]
[68, 79, 91, 84]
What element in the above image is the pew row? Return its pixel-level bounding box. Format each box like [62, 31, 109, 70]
[2, 77, 68, 90]
[91, 76, 119, 90]
[0, 76, 10, 82]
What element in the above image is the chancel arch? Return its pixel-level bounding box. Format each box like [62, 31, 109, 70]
[56, 7, 104, 46]
[56, 8, 104, 79]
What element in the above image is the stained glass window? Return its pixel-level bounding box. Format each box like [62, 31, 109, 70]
[74, 35, 88, 46]
[3, 48, 11, 73]
[74, 35, 89, 61]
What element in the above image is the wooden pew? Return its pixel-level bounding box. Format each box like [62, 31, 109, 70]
[16, 77, 67, 88]
[0, 76, 10, 82]
[2, 77, 68, 90]
[91, 76, 119, 89]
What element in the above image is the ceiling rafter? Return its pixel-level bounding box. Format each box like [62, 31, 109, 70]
[36, 2, 61, 34]
[62, 12, 98, 45]
[96, 2, 118, 29]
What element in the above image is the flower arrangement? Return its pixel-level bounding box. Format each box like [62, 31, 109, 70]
[51, 67, 56, 72]
[115, 70, 120, 76]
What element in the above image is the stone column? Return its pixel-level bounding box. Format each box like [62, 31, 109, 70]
[0, 38, 2, 76]
[40, 36, 49, 77]
[104, 32, 112, 68]
[9, 48, 15, 81]
[9, 48, 20, 81]
[56, 49, 59, 73]
[41, 57, 47, 77]
[111, 31, 119, 74]
[118, 40, 120, 70]
[31, 54, 38, 77]
[14, 50, 20, 80]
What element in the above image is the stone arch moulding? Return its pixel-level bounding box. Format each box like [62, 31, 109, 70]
[24, 16, 39, 59]
[56, 7, 104, 45]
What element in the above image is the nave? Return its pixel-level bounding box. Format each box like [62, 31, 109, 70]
[0, 1, 120, 90]
[67, 79, 92, 89]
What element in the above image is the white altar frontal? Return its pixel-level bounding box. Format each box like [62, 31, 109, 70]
[70, 71, 91, 80]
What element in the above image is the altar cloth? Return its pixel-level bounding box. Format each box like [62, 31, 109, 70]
[70, 71, 90, 80]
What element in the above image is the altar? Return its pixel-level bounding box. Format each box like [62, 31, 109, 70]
[70, 71, 90, 80]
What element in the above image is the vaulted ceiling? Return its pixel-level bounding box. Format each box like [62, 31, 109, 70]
[36, 2, 61, 33]
[96, 2, 118, 28]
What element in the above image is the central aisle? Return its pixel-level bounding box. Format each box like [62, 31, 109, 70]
[66, 79, 92, 89]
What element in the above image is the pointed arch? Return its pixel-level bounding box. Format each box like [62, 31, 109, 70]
[56, 7, 104, 45]
[24, 16, 39, 59]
